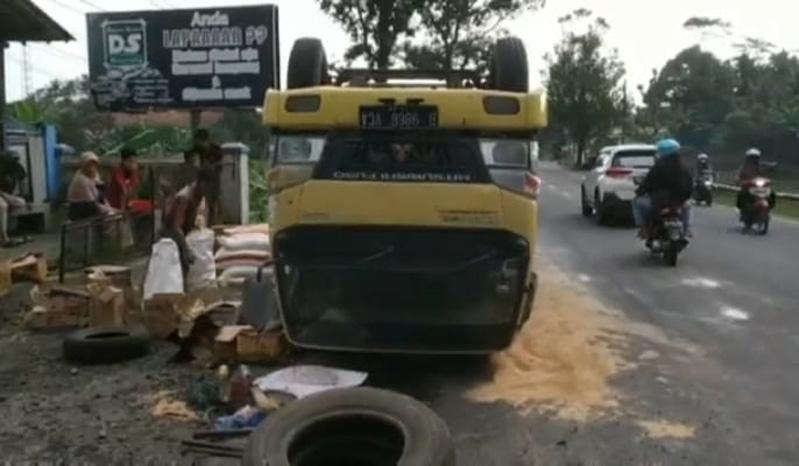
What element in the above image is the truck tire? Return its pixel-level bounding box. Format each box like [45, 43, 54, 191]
[489, 37, 529, 92]
[287, 38, 330, 89]
[581, 186, 593, 217]
[243, 387, 454, 466]
[63, 326, 149, 365]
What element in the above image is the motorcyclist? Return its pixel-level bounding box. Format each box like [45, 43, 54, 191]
[632, 139, 694, 239]
[696, 153, 713, 179]
[738, 148, 762, 182]
[736, 147, 776, 216]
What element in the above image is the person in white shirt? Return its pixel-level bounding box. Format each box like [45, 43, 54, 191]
[67, 151, 114, 221]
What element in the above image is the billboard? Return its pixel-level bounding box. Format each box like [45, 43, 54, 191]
[87, 5, 279, 111]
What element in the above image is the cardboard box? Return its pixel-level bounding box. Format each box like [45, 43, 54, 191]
[0, 263, 11, 297]
[88, 284, 126, 327]
[9, 254, 48, 284]
[25, 286, 89, 329]
[213, 325, 251, 363]
[143, 293, 185, 339]
[1, 254, 48, 296]
[236, 328, 285, 363]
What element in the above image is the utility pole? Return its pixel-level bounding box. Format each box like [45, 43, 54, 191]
[0, 41, 6, 149]
[22, 43, 32, 96]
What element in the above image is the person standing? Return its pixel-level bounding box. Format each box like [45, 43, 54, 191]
[161, 168, 214, 273]
[107, 147, 142, 210]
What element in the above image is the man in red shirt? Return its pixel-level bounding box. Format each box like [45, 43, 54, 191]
[107, 148, 142, 210]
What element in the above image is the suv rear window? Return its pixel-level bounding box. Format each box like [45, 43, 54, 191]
[612, 150, 656, 168]
[313, 133, 491, 183]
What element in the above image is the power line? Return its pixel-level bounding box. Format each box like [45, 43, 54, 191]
[76, 0, 105, 11]
[6, 54, 64, 83]
[38, 0, 86, 16]
[33, 44, 89, 63]
[22, 45, 33, 95]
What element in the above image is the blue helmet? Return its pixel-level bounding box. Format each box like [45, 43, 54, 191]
[656, 139, 680, 158]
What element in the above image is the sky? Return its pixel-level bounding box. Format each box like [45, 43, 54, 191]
[4, 0, 799, 103]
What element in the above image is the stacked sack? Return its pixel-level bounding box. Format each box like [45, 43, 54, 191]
[215, 224, 272, 285]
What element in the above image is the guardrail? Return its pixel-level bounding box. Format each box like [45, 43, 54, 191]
[713, 182, 799, 201]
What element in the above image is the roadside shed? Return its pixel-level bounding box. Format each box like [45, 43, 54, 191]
[1, 0, 74, 147]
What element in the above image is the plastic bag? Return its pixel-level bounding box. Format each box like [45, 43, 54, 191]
[218, 265, 260, 285]
[143, 238, 184, 300]
[218, 233, 270, 252]
[185, 228, 216, 291]
[254, 365, 368, 399]
[215, 248, 272, 271]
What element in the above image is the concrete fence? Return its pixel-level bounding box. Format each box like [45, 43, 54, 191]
[713, 182, 799, 201]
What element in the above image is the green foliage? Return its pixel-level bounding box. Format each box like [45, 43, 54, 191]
[545, 10, 626, 166]
[317, 0, 420, 69]
[641, 46, 736, 148]
[402, 0, 543, 71]
[640, 44, 799, 170]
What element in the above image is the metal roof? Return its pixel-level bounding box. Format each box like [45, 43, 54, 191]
[0, 0, 73, 42]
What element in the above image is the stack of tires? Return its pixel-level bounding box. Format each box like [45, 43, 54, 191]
[286, 36, 530, 92]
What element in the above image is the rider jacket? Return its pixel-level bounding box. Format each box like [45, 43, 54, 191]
[636, 156, 694, 207]
[738, 159, 760, 182]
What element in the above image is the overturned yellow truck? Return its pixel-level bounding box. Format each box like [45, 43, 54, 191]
[263, 37, 547, 353]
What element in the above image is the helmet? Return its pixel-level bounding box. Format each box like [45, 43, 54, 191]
[656, 139, 681, 158]
[697, 153, 709, 161]
[746, 148, 761, 158]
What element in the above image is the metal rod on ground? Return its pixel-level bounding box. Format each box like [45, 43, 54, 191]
[192, 429, 254, 440]
[181, 440, 244, 452]
[181, 447, 243, 459]
[58, 223, 66, 283]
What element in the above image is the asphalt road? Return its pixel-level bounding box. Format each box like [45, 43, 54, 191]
[306, 162, 799, 466]
[529, 162, 799, 465]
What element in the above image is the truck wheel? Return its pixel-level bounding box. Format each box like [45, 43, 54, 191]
[243, 387, 454, 466]
[287, 38, 330, 89]
[63, 326, 149, 365]
[489, 37, 529, 92]
[595, 192, 608, 225]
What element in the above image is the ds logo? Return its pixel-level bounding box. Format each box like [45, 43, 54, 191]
[102, 19, 147, 68]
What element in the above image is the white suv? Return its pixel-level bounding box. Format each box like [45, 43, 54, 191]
[581, 144, 657, 224]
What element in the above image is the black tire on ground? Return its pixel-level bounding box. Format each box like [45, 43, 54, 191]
[489, 37, 529, 92]
[581, 187, 593, 217]
[63, 326, 149, 365]
[243, 387, 455, 466]
[287, 38, 330, 89]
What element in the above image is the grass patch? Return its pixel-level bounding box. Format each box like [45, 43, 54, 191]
[714, 190, 799, 220]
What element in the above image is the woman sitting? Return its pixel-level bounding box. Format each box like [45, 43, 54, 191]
[67, 152, 115, 221]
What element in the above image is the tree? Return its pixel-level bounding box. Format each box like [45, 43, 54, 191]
[641, 46, 735, 149]
[403, 0, 544, 71]
[545, 10, 625, 167]
[317, 0, 420, 69]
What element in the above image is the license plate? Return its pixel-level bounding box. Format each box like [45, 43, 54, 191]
[749, 187, 770, 197]
[360, 105, 438, 130]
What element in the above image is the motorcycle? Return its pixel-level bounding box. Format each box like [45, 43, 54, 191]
[643, 206, 689, 267]
[739, 177, 774, 235]
[693, 171, 714, 205]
